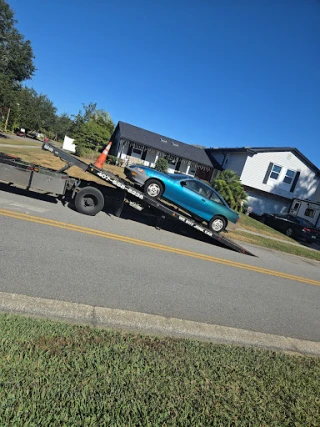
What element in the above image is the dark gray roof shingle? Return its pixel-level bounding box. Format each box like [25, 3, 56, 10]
[117, 121, 215, 168]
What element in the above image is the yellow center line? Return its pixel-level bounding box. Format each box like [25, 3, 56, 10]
[1, 208, 319, 286]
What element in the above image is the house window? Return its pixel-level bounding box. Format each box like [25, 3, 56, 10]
[283, 169, 295, 185]
[269, 165, 282, 180]
[304, 208, 315, 218]
[167, 159, 176, 167]
[130, 147, 143, 159]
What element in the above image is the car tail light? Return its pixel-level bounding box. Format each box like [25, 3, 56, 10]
[303, 227, 311, 232]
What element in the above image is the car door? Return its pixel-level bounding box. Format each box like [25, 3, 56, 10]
[172, 179, 217, 220]
[274, 214, 297, 233]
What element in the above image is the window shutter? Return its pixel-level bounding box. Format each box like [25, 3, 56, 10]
[263, 162, 274, 184]
[290, 171, 300, 192]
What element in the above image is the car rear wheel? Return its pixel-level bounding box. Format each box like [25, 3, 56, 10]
[260, 216, 266, 224]
[209, 215, 226, 233]
[144, 179, 164, 198]
[286, 227, 294, 237]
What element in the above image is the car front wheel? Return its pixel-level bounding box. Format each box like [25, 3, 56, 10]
[209, 215, 226, 233]
[143, 179, 164, 198]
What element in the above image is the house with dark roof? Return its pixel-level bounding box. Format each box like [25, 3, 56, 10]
[109, 121, 221, 181]
[205, 146, 320, 226]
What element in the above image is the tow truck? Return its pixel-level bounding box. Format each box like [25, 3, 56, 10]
[0, 142, 255, 256]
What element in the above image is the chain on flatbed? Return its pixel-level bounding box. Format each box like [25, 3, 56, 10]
[42, 142, 256, 256]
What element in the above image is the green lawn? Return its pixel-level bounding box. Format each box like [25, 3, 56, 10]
[0, 138, 39, 146]
[1, 314, 319, 426]
[226, 214, 320, 261]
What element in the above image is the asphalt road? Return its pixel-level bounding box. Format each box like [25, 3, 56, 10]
[0, 185, 319, 342]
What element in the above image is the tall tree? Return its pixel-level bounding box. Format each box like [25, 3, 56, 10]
[0, 0, 36, 124]
[52, 113, 74, 141]
[0, 0, 35, 83]
[72, 103, 115, 156]
[11, 87, 57, 132]
[211, 169, 247, 212]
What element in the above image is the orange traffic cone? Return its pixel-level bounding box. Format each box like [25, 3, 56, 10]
[94, 141, 112, 168]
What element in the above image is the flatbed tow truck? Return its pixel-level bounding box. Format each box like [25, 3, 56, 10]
[0, 142, 255, 256]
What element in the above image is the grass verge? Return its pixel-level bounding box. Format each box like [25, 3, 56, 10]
[0, 138, 39, 146]
[1, 314, 319, 426]
[229, 230, 320, 261]
[237, 213, 295, 242]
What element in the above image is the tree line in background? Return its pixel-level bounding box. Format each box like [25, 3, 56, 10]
[0, 0, 114, 155]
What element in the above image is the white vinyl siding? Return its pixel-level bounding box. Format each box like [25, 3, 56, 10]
[246, 191, 290, 215]
[223, 153, 248, 177]
[312, 182, 320, 202]
[240, 152, 320, 200]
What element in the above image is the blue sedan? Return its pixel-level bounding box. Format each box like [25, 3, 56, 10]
[124, 164, 239, 233]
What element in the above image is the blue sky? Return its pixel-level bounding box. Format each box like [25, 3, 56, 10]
[9, 0, 320, 167]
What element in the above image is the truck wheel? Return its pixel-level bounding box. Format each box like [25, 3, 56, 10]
[144, 179, 164, 198]
[209, 215, 226, 233]
[75, 187, 104, 216]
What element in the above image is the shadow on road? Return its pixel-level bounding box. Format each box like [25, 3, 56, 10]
[63, 185, 228, 249]
[0, 181, 248, 252]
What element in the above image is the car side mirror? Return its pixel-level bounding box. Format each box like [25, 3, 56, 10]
[180, 181, 186, 187]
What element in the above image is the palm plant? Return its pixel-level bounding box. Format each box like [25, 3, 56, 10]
[212, 169, 247, 212]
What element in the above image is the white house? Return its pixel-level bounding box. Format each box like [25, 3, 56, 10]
[205, 147, 320, 227]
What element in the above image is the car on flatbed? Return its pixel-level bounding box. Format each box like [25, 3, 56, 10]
[124, 164, 239, 233]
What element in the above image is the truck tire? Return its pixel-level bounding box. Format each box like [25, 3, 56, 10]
[209, 215, 226, 233]
[75, 186, 104, 216]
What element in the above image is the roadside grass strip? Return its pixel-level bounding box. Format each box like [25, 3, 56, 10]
[1, 314, 319, 426]
[229, 230, 320, 261]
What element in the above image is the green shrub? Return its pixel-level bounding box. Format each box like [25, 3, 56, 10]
[212, 169, 247, 212]
[155, 157, 168, 173]
[75, 145, 95, 158]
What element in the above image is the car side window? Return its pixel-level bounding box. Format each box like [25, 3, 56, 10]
[209, 190, 224, 205]
[184, 180, 211, 198]
[286, 215, 299, 223]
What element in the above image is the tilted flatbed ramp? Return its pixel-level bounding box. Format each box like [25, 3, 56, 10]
[40, 143, 256, 256]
